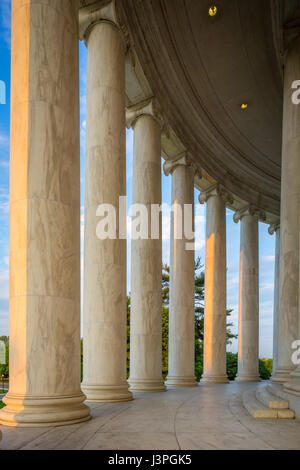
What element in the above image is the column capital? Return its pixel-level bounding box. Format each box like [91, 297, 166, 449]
[268, 221, 280, 235]
[79, 0, 124, 44]
[126, 98, 164, 130]
[233, 205, 266, 224]
[199, 184, 233, 205]
[163, 152, 201, 178]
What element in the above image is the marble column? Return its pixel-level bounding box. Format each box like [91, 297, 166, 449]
[164, 155, 198, 387]
[126, 101, 166, 392]
[0, 0, 90, 427]
[268, 223, 280, 379]
[80, 3, 132, 402]
[234, 207, 264, 382]
[272, 35, 300, 384]
[199, 185, 231, 383]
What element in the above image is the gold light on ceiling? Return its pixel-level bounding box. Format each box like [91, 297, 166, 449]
[208, 6, 218, 17]
[241, 103, 248, 110]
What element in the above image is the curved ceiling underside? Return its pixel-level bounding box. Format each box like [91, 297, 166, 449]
[118, 0, 284, 215]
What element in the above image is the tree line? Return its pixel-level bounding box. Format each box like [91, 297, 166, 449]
[1, 258, 272, 380]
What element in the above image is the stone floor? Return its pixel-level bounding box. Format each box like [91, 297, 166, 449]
[1, 382, 300, 450]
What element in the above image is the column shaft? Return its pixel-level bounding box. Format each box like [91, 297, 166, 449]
[202, 194, 228, 383]
[273, 40, 300, 383]
[236, 214, 260, 382]
[129, 115, 165, 392]
[166, 164, 197, 387]
[272, 227, 280, 378]
[0, 0, 90, 426]
[82, 21, 132, 402]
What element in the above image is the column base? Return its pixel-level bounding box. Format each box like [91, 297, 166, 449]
[283, 367, 300, 396]
[128, 378, 166, 393]
[166, 376, 198, 387]
[81, 383, 133, 403]
[235, 374, 261, 383]
[201, 374, 229, 384]
[271, 367, 294, 384]
[0, 392, 91, 428]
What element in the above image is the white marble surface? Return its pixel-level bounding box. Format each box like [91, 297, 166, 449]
[81, 20, 131, 402]
[1, 383, 300, 450]
[202, 190, 228, 383]
[274, 41, 300, 383]
[128, 114, 165, 392]
[0, 0, 90, 427]
[166, 161, 197, 387]
[236, 213, 260, 382]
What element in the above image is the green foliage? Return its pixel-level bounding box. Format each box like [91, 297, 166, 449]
[161, 257, 238, 380]
[226, 352, 238, 380]
[162, 264, 170, 306]
[259, 358, 272, 380]
[221, 353, 272, 381]
[195, 341, 203, 382]
[162, 305, 169, 378]
[0, 336, 9, 378]
[127, 296, 130, 378]
[81, 338, 83, 382]
[262, 358, 273, 376]
[4, 261, 273, 386]
[0, 402, 6, 409]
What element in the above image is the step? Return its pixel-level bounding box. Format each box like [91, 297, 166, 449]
[266, 383, 283, 399]
[242, 390, 295, 419]
[256, 385, 289, 409]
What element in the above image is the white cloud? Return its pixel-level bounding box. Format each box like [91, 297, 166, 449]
[260, 283, 274, 292]
[0, 190, 9, 218]
[0, 0, 11, 49]
[262, 255, 275, 263]
[0, 269, 9, 300]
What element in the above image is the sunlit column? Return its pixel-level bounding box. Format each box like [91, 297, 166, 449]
[0, 0, 90, 426]
[268, 222, 280, 380]
[164, 154, 198, 387]
[199, 185, 232, 383]
[126, 100, 166, 392]
[80, 2, 132, 402]
[272, 34, 300, 384]
[234, 207, 265, 382]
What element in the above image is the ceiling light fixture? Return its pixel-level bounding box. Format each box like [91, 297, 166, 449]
[208, 6, 218, 17]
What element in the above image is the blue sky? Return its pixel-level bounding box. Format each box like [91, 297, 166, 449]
[0, 1, 275, 357]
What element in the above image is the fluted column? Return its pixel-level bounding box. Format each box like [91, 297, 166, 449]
[0, 0, 90, 426]
[268, 222, 280, 379]
[272, 34, 300, 384]
[234, 207, 264, 382]
[80, 2, 132, 402]
[127, 100, 166, 392]
[164, 155, 198, 387]
[199, 185, 232, 383]
[282, 33, 300, 393]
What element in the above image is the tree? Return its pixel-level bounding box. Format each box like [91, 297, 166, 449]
[0, 336, 9, 378]
[160, 257, 238, 381]
[259, 359, 272, 380]
[162, 304, 169, 378]
[220, 353, 272, 381]
[127, 296, 130, 378]
[162, 264, 170, 306]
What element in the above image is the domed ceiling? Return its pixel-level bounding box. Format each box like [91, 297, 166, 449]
[80, 0, 300, 216]
[118, 0, 286, 215]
